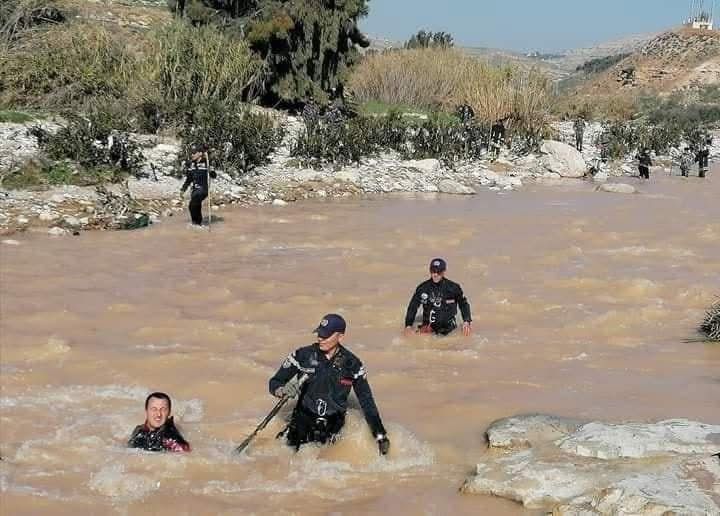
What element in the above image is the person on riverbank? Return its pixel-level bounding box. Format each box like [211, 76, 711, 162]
[490, 118, 506, 160]
[128, 392, 190, 452]
[180, 147, 216, 226]
[404, 258, 472, 337]
[269, 314, 390, 455]
[573, 116, 586, 152]
[637, 148, 652, 180]
[679, 146, 694, 177]
[696, 140, 710, 178]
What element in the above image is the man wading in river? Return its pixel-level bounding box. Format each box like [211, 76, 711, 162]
[180, 146, 216, 226]
[269, 314, 390, 455]
[128, 392, 190, 452]
[404, 258, 472, 337]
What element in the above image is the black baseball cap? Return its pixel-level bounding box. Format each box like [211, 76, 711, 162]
[314, 314, 346, 338]
[429, 258, 447, 273]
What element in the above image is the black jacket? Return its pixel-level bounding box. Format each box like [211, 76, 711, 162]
[127, 417, 190, 452]
[637, 153, 653, 167]
[269, 344, 386, 437]
[405, 277, 472, 328]
[181, 164, 216, 193]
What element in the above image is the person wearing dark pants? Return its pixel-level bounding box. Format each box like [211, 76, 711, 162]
[696, 142, 710, 178]
[180, 149, 216, 226]
[637, 148, 652, 180]
[269, 314, 390, 455]
[573, 117, 586, 152]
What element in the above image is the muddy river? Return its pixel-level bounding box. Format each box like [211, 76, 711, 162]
[1, 173, 719, 515]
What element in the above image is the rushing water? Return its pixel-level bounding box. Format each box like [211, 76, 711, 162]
[1, 173, 719, 515]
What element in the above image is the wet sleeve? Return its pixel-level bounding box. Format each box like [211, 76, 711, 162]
[127, 425, 145, 448]
[268, 350, 301, 395]
[404, 287, 422, 327]
[352, 364, 387, 437]
[456, 285, 472, 323]
[180, 169, 192, 192]
[163, 419, 191, 452]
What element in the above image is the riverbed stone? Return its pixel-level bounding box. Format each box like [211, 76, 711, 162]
[437, 179, 475, 195]
[461, 414, 720, 514]
[600, 183, 636, 194]
[540, 140, 587, 178]
[48, 227, 68, 236]
[405, 158, 441, 175]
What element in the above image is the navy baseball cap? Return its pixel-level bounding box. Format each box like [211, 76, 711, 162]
[314, 314, 346, 338]
[429, 258, 447, 273]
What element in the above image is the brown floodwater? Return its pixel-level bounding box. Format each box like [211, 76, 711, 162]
[1, 172, 719, 515]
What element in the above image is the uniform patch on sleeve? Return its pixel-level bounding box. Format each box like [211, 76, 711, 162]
[353, 366, 367, 379]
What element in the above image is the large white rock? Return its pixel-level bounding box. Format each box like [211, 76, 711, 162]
[437, 179, 475, 195]
[405, 159, 441, 175]
[600, 183, 636, 194]
[462, 414, 720, 515]
[540, 140, 587, 178]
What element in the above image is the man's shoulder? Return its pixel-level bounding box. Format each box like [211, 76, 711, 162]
[338, 346, 364, 372]
[416, 279, 433, 290]
[444, 278, 464, 291]
[290, 344, 318, 360]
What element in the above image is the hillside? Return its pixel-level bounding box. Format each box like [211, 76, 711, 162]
[569, 27, 720, 97]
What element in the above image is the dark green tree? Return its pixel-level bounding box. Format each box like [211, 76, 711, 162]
[168, 0, 371, 106]
[404, 29, 454, 49]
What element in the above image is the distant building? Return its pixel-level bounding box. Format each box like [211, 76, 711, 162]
[686, 0, 715, 30]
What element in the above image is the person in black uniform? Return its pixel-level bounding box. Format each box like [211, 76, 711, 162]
[637, 148, 652, 180]
[128, 392, 191, 452]
[696, 139, 710, 178]
[490, 118, 506, 159]
[180, 147, 216, 226]
[269, 314, 390, 455]
[404, 258, 472, 337]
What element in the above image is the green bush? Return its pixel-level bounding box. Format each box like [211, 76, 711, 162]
[575, 53, 630, 74]
[179, 102, 285, 175]
[29, 110, 145, 177]
[701, 298, 720, 342]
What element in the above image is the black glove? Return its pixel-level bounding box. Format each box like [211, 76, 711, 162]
[376, 434, 390, 456]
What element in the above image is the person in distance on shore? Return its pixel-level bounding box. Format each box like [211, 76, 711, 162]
[637, 148, 652, 180]
[180, 145, 216, 226]
[269, 314, 390, 455]
[128, 392, 191, 452]
[573, 116, 586, 152]
[404, 258, 472, 337]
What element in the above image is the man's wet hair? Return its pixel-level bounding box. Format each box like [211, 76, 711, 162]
[145, 392, 172, 410]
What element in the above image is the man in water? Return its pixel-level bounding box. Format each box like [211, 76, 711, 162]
[573, 116, 586, 152]
[269, 314, 390, 455]
[637, 148, 652, 180]
[180, 146, 216, 226]
[128, 392, 190, 452]
[404, 258, 472, 337]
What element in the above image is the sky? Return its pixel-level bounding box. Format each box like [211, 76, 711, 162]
[361, 0, 703, 52]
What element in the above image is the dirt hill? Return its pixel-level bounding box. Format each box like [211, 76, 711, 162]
[571, 27, 720, 96]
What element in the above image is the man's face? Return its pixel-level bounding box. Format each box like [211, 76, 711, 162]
[430, 270, 445, 283]
[317, 332, 343, 353]
[145, 397, 170, 430]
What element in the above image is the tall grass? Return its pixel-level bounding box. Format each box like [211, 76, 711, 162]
[348, 48, 552, 137]
[151, 22, 260, 111]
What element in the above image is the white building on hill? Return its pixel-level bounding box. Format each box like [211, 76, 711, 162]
[686, 0, 715, 30]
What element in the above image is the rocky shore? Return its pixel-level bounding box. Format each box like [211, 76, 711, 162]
[461, 414, 720, 515]
[1, 115, 717, 237]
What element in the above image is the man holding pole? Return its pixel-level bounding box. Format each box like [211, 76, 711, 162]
[180, 145, 216, 227]
[267, 314, 390, 455]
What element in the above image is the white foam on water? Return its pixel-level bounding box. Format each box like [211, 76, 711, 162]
[89, 464, 160, 501]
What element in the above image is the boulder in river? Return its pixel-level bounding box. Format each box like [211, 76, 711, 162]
[540, 141, 587, 178]
[461, 414, 720, 515]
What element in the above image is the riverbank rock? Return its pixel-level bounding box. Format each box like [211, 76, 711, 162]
[461, 414, 720, 514]
[437, 179, 475, 195]
[600, 183, 637, 194]
[540, 141, 587, 178]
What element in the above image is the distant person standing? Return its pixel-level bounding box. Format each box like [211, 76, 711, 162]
[636, 148, 652, 180]
[180, 146, 216, 226]
[490, 118, 506, 160]
[404, 258, 472, 337]
[679, 146, 694, 177]
[696, 140, 710, 178]
[573, 116, 586, 152]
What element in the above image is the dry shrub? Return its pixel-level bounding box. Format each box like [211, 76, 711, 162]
[0, 22, 140, 107]
[348, 48, 471, 110]
[348, 48, 552, 137]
